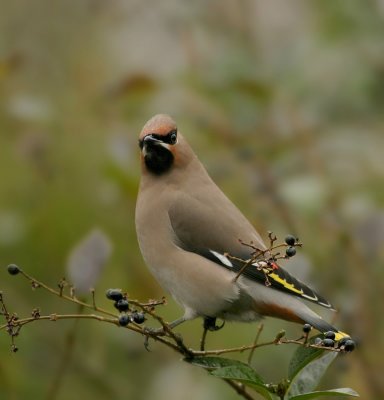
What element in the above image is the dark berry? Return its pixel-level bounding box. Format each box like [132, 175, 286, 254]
[324, 331, 336, 340]
[118, 314, 130, 326]
[285, 247, 296, 258]
[7, 264, 20, 276]
[337, 336, 351, 348]
[106, 289, 123, 301]
[284, 235, 296, 246]
[323, 338, 335, 347]
[343, 339, 355, 352]
[314, 337, 323, 346]
[132, 312, 145, 324]
[114, 299, 129, 312]
[303, 324, 312, 334]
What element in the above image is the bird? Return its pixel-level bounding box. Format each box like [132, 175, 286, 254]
[135, 114, 350, 342]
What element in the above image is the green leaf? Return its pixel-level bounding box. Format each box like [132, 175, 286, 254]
[186, 357, 276, 399]
[185, 356, 249, 370]
[288, 336, 325, 381]
[211, 364, 264, 385]
[289, 387, 359, 399]
[287, 352, 338, 398]
[211, 365, 274, 400]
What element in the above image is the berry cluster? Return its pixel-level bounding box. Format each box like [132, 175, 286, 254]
[302, 324, 355, 352]
[284, 235, 298, 258]
[105, 289, 146, 327]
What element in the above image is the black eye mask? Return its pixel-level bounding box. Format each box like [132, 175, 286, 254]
[139, 129, 178, 150]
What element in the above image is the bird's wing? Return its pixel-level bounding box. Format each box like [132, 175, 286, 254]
[168, 192, 334, 310]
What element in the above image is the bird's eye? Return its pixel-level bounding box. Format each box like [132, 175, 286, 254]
[169, 130, 177, 145]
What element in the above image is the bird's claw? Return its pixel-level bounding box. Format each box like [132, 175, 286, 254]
[203, 317, 225, 332]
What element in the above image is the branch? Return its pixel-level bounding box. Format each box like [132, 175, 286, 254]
[1, 263, 354, 400]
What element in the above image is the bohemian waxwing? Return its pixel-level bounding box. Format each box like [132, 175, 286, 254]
[135, 114, 349, 340]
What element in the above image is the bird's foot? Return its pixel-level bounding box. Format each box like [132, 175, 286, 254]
[203, 316, 225, 332]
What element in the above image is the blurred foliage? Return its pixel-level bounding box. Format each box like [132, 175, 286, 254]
[1, 0, 384, 399]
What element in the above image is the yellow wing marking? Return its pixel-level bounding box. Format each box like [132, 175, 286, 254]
[268, 272, 303, 295]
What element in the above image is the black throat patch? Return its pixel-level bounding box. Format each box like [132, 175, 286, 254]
[144, 142, 174, 175]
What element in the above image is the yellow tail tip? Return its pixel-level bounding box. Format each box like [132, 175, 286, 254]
[334, 331, 351, 341]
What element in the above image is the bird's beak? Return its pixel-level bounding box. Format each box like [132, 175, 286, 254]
[141, 134, 171, 154]
[143, 134, 161, 144]
[139, 134, 158, 153]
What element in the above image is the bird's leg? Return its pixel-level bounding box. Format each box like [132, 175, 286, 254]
[168, 316, 187, 330]
[200, 326, 209, 351]
[200, 317, 225, 351]
[204, 316, 225, 331]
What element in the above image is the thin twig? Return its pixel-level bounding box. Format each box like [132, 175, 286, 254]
[190, 337, 341, 357]
[142, 307, 193, 357]
[247, 323, 264, 365]
[0, 313, 118, 329]
[0, 292, 10, 318]
[0, 311, 183, 354]
[232, 257, 255, 282]
[129, 298, 167, 309]
[225, 379, 255, 400]
[4, 270, 188, 355]
[18, 269, 117, 318]
[46, 303, 84, 400]
[91, 289, 96, 309]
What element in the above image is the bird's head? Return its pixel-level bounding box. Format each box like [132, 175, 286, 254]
[138, 114, 192, 175]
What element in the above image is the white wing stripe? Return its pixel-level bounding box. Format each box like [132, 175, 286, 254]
[318, 301, 332, 308]
[210, 250, 233, 267]
[302, 293, 318, 301]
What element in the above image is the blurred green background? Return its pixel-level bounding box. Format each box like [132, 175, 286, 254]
[1, 0, 384, 399]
